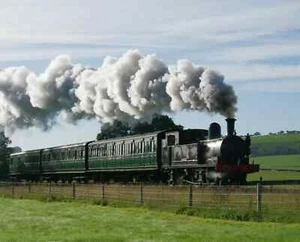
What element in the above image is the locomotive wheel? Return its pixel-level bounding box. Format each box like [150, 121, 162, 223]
[215, 177, 222, 186]
[239, 174, 247, 185]
[200, 171, 207, 184]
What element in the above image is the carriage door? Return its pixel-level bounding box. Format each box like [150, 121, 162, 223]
[167, 135, 175, 166]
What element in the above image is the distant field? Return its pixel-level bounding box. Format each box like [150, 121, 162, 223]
[251, 134, 300, 157]
[0, 198, 299, 242]
[253, 154, 300, 170]
[252, 134, 300, 144]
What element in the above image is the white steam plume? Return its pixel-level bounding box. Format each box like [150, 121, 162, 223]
[0, 49, 237, 132]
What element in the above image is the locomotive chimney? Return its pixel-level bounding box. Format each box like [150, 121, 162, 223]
[226, 118, 236, 137]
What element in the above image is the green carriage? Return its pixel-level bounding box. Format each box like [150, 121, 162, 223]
[41, 142, 89, 180]
[87, 132, 161, 170]
[10, 149, 41, 180]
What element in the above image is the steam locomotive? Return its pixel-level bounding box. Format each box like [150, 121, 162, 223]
[9, 118, 259, 184]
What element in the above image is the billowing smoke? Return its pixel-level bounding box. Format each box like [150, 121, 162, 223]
[0, 50, 237, 132]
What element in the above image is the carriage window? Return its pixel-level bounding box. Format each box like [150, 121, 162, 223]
[132, 142, 136, 154]
[106, 145, 109, 156]
[81, 149, 84, 158]
[138, 141, 142, 153]
[167, 135, 175, 146]
[112, 143, 116, 156]
[110, 144, 113, 156]
[131, 142, 135, 154]
[74, 150, 77, 159]
[149, 140, 153, 152]
[102, 144, 107, 156]
[93, 146, 97, 156]
[121, 143, 125, 155]
[140, 141, 143, 153]
[116, 144, 119, 156]
[96, 146, 99, 157]
[99, 146, 102, 157]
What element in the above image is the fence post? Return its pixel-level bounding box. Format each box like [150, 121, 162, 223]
[189, 185, 193, 207]
[28, 181, 31, 193]
[12, 182, 15, 198]
[49, 181, 52, 195]
[140, 182, 144, 205]
[256, 178, 263, 220]
[72, 182, 76, 199]
[102, 183, 105, 201]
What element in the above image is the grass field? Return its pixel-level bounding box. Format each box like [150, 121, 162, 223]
[248, 170, 300, 181]
[253, 154, 300, 170]
[0, 198, 299, 242]
[248, 154, 300, 181]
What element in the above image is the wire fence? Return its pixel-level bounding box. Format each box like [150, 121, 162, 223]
[0, 182, 299, 217]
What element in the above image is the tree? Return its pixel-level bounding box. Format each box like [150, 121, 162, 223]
[97, 120, 130, 140]
[253, 132, 261, 136]
[0, 132, 11, 180]
[131, 114, 183, 135]
[96, 114, 183, 140]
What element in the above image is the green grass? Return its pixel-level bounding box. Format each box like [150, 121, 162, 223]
[0, 198, 299, 242]
[248, 154, 300, 181]
[248, 170, 300, 181]
[253, 154, 300, 170]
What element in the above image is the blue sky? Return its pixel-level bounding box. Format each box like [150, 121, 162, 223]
[0, 0, 299, 150]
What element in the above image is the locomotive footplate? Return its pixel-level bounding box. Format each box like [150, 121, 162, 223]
[216, 164, 260, 174]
